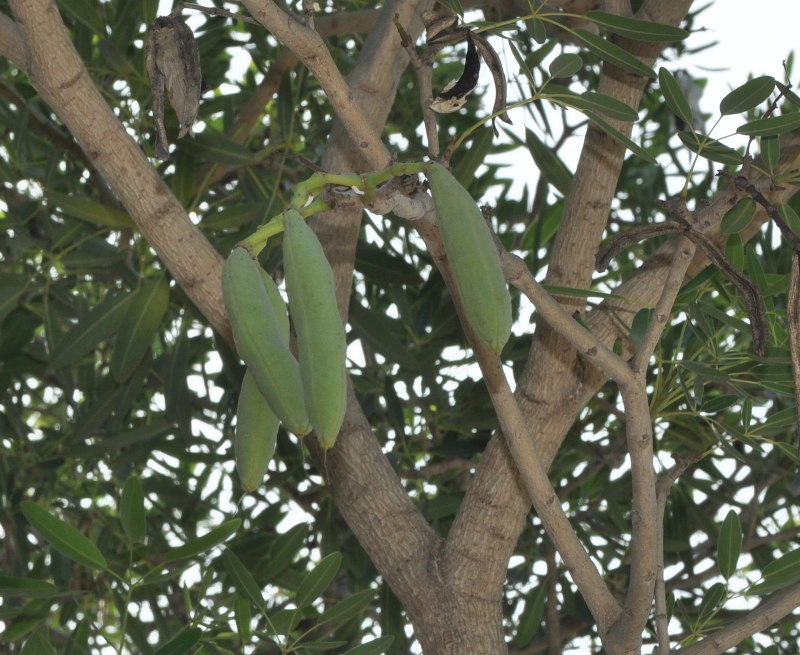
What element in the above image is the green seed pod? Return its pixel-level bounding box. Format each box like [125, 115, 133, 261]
[426, 162, 512, 353]
[235, 369, 280, 492]
[282, 210, 347, 448]
[222, 246, 310, 435]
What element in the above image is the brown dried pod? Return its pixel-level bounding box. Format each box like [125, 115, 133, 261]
[146, 16, 202, 160]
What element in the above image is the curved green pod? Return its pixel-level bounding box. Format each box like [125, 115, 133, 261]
[222, 246, 310, 435]
[282, 210, 347, 449]
[426, 162, 512, 354]
[235, 369, 280, 492]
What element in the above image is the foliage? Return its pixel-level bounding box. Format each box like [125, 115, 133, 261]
[2, 0, 800, 654]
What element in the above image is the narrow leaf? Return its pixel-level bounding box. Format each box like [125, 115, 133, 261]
[778, 204, 800, 238]
[721, 198, 757, 234]
[120, 475, 147, 544]
[659, 68, 694, 129]
[20, 625, 57, 655]
[164, 518, 242, 562]
[525, 130, 572, 195]
[111, 277, 169, 382]
[295, 552, 343, 608]
[677, 131, 743, 165]
[719, 76, 776, 115]
[717, 510, 742, 579]
[258, 523, 308, 580]
[21, 502, 107, 570]
[760, 134, 780, 170]
[317, 588, 376, 627]
[737, 113, 800, 137]
[222, 548, 267, 613]
[586, 11, 689, 42]
[48, 190, 133, 229]
[585, 111, 656, 163]
[153, 627, 203, 655]
[342, 636, 395, 655]
[0, 576, 58, 598]
[558, 91, 639, 121]
[573, 29, 655, 78]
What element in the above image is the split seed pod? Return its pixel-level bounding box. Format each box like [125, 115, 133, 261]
[282, 210, 347, 449]
[222, 246, 311, 436]
[146, 16, 202, 160]
[427, 163, 512, 354]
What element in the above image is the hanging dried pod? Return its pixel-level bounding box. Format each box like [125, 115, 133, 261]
[146, 16, 202, 160]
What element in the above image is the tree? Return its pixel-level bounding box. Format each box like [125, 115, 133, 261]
[2, 0, 800, 653]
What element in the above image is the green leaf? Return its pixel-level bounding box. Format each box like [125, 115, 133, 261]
[548, 53, 582, 78]
[659, 68, 695, 130]
[222, 548, 267, 613]
[573, 29, 656, 78]
[56, 0, 106, 35]
[355, 243, 424, 286]
[47, 190, 133, 229]
[180, 132, 256, 165]
[677, 131, 743, 166]
[721, 198, 757, 234]
[514, 583, 547, 647]
[750, 548, 800, 594]
[110, 277, 169, 382]
[50, 288, 135, 369]
[453, 126, 494, 189]
[527, 17, 547, 44]
[234, 595, 252, 642]
[0, 279, 28, 326]
[717, 510, 742, 579]
[295, 552, 343, 608]
[525, 130, 572, 195]
[21, 502, 108, 570]
[586, 11, 689, 42]
[737, 113, 800, 137]
[701, 394, 739, 414]
[317, 588, 376, 627]
[342, 636, 395, 655]
[258, 523, 308, 580]
[696, 582, 726, 624]
[64, 618, 91, 655]
[153, 627, 203, 655]
[120, 475, 146, 544]
[584, 111, 657, 163]
[571, 91, 639, 121]
[164, 519, 242, 562]
[760, 134, 780, 170]
[777, 204, 800, 238]
[629, 307, 652, 346]
[20, 625, 57, 655]
[0, 576, 58, 599]
[719, 76, 776, 115]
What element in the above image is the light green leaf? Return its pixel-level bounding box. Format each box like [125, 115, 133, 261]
[0, 575, 58, 599]
[342, 636, 395, 655]
[222, 548, 267, 613]
[21, 501, 108, 570]
[721, 198, 757, 234]
[548, 53, 582, 78]
[659, 68, 694, 130]
[573, 29, 656, 78]
[295, 552, 343, 608]
[110, 277, 169, 382]
[717, 510, 742, 579]
[737, 113, 800, 137]
[50, 288, 135, 369]
[164, 519, 242, 562]
[586, 11, 689, 42]
[120, 475, 146, 544]
[719, 76, 776, 115]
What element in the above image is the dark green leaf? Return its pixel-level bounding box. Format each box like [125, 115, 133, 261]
[342, 636, 395, 655]
[677, 131, 743, 165]
[777, 204, 800, 239]
[295, 552, 342, 608]
[719, 76, 776, 115]
[153, 627, 203, 655]
[317, 588, 376, 627]
[584, 111, 656, 163]
[180, 132, 256, 165]
[659, 68, 695, 130]
[120, 475, 146, 544]
[110, 277, 169, 382]
[21, 502, 108, 570]
[573, 91, 639, 121]
[629, 308, 652, 346]
[50, 288, 135, 369]
[760, 134, 780, 170]
[222, 548, 267, 613]
[20, 625, 57, 655]
[701, 395, 739, 414]
[721, 198, 757, 234]
[525, 130, 572, 195]
[56, 0, 106, 35]
[64, 618, 91, 655]
[717, 510, 742, 579]
[47, 190, 133, 229]
[527, 17, 546, 44]
[586, 11, 689, 42]
[453, 126, 494, 189]
[355, 243, 424, 286]
[697, 582, 726, 624]
[737, 113, 800, 137]
[548, 53, 582, 78]
[573, 29, 655, 78]
[164, 519, 242, 562]
[0, 279, 27, 326]
[258, 523, 308, 580]
[0, 576, 58, 599]
[514, 583, 546, 647]
[750, 548, 800, 594]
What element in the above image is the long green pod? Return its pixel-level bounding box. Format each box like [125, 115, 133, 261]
[282, 210, 347, 448]
[222, 246, 310, 435]
[426, 162, 512, 353]
[235, 369, 280, 492]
